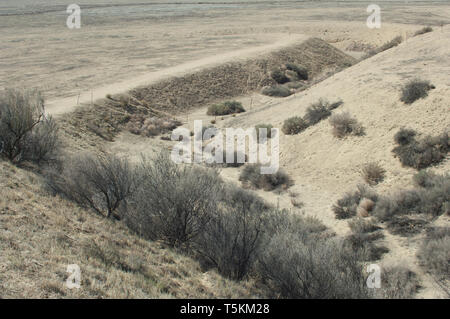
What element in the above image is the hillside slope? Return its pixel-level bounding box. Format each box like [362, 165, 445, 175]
[215, 26, 450, 298]
[0, 161, 258, 298]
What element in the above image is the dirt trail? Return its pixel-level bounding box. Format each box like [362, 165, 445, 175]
[45, 34, 307, 117]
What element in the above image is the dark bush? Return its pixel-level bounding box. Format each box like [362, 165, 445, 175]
[394, 128, 417, 146]
[304, 99, 332, 125]
[271, 69, 290, 84]
[239, 164, 293, 191]
[207, 101, 245, 116]
[47, 153, 136, 220]
[393, 130, 449, 169]
[282, 116, 308, 135]
[285, 63, 308, 80]
[0, 89, 59, 165]
[400, 79, 434, 104]
[261, 85, 292, 97]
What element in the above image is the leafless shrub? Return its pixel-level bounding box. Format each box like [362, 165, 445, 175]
[375, 266, 421, 299]
[414, 26, 433, 36]
[362, 162, 386, 185]
[333, 185, 378, 220]
[47, 153, 136, 220]
[329, 112, 364, 138]
[258, 235, 370, 298]
[0, 88, 59, 164]
[124, 152, 223, 248]
[126, 115, 181, 137]
[417, 227, 450, 283]
[282, 116, 308, 135]
[304, 99, 331, 125]
[239, 164, 293, 191]
[194, 185, 269, 280]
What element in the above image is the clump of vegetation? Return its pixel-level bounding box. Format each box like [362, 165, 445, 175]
[124, 153, 223, 247]
[375, 266, 421, 299]
[333, 184, 378, 219]
[385, 216, 428, 237]
[346, 217, 388, 261]
[126, 115, 181, 137]
[362, 162, 386, 185]
[304, 99, 332, 125]
[194, 185, 269, 280]
[47, 153, 136, 220]
[0, 88, 60, 165]
[329, 112, 365, 138]
[400, 79, 435, 104]
[394, 128, 417, 145]
[392, 129, 449, 169]
[282, 116, 308, 135]
[365, 36, 402, 58]
[414, 26, 433, 36]
[255, 124, 274, 142]
[261, 85, 292, 97]
[285, 63, 308, 80]
[373, 171, 449, 222]
[239, 164, 293, 191]
[258, 233, 371, 298]
[207, 101, 245, 116]
[271, 69, 290, 84]
[417, 227, 450, 283]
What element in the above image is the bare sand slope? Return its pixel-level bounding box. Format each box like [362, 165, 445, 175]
[45, 34, 307, 116]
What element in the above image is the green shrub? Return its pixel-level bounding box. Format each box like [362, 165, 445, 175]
[207, 101, 245, 116]
[285, 63, 308, 80]
[271, 69, 290, 84]
[304, 99, 332, 125]
[400, 79, 434, 104]
[261, 85, 292, 97]
[239, 164, 292, 191]
[282, 116, 308, 135]
[0, 89, 60, 165]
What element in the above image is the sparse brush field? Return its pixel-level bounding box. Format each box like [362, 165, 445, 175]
[1, 3, 450, 299]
